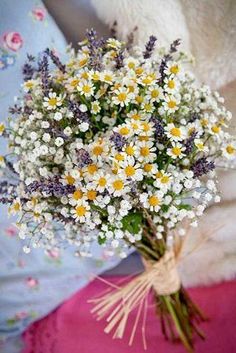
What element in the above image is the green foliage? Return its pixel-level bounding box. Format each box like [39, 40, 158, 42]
[121, 212, 143, 234]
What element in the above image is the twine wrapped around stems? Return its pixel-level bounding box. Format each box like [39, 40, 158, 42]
[89, 250, 181, 346]
[89, 224, 223, 350]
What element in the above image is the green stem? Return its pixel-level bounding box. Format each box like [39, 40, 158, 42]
[163, 296, 194, 353]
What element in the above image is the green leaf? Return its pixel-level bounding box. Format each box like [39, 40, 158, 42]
[178, 204, 192, 211]
[122, 212, 143, 234]
[98, 235, 106, 245]
[161, 204, 169, 213]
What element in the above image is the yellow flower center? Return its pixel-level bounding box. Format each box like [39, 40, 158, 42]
[161, 176, 170, 184]
[87, 190, 97, 201]
[135, 67, 144, 75]
[75, 205, 86, 217]
[66, 175, 75, 185]
[119, 127, 130, 135]
[151, 89, 159, 98]
[196, 142, 204, 150]
[113, 180, 124, 191]
[170, 65, 179, 74]
[140, 147, 150, 157]
[125, 146, 135, 156]
[13, 202, 21, 212]
[98, 177, 107, 187]
[226, 145, 235, 154]
[0, 124, 5, 133]
[144, 103, 152, 111]
[125, 165, 135, 177]
[104, 74, 112, 82]
[142, 122, 151, 132]
[139, 135, 149, 142]
[115, 153, 124, 161]
[128, 62, 135, 69]
[171, 147, 181, 156]
[117, 92, 127, 102]
[82, 85, 91, 94]
[142, 76, 152, 85]
[0, 155, 4, 162]
[87, 164, 98, 175]
[70, 79, 79, 87]
[156, 171, 163, 178]
[48, 98, 57, 107]
[148, 196, 160, 207]
[25, 81, 34, 89]
[73, 189, 83, 200]
[131, 113, 140, 120]
[170, 127, 181, 137]
[135, 95, 143, 104]
[144, 164, 153, 172]
[168, 80, 175, 89]
[93, 146, 103, 156]
[211, 125, 220, 134]
[92, 73, 100, 81]
[167, 100, 177, 109]
[79, 58, 88, 67]
[81, 72, 89, 80]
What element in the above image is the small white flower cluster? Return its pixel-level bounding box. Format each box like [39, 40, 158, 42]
[1, 32, 235, 257]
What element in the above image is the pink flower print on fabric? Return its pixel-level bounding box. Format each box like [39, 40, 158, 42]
[3, 32, 23, 52]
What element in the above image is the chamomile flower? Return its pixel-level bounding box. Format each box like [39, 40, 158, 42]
[154, 171, 172, 191]
[136, 141, 156, 162]
[108, 177, 129, 197]
[167, 143, 185, 159]
[112, 88, 134, 107]
[77, 80, 95, 97]
[72, 200, 91, 222]
[140, 191, 164, 212]
[194, 139, 209, 153]
[43, 92, 63, 110]
[91, 171, 110, 192]
[120, 158, 143, 181]
[23, 79, 37, 92]
[100, 71, 114, 84]
[146, 85, 163, 102]
[91, 101, 101, 114]
[165, 62, 181, 76]
[222, 142, 236, 159]
[165, 123, 187, 141]
[163, 95, 180, 113]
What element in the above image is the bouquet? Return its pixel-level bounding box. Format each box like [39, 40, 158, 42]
[0, 29, 235, 351]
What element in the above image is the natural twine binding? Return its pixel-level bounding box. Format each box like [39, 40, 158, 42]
[142, 250, 181, 296]
[89, 250, 181, 347]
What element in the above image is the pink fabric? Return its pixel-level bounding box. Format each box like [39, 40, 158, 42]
[22, 278, 236, 353]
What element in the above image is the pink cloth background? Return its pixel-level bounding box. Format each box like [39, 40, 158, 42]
[22, 278, 236, 353]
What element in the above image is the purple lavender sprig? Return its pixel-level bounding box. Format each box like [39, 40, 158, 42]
[45, 48, 66, 73]
[25, 177, 75, 197]
[68, 100, 90, 124]
[86, 28, 105, 71]
[110, 132, 127, 151]
[38, 53, 50, 96]
[189, 112, 200, 123]
[184, 132, 198, 155]
[115, 49, 124, 69]
[22, 53, 36, 81]
[143, 35, 157, 59]
[191, 157, 215, 178]
[76, 148, 92, 168]
[150, 116, 165, 141]
[159, 38, 181, 85]
[9, 104, 22, 115]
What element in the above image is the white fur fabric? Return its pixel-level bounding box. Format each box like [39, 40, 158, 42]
[92, 0, 236, 287]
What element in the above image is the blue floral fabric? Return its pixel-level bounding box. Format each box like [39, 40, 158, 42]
[0, 1, 121, 352]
